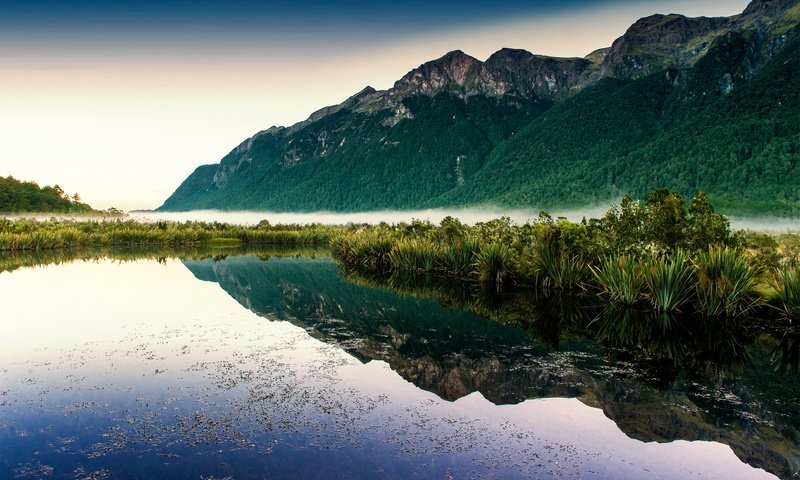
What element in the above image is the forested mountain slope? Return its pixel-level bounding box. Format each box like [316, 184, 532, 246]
[160, 0, 800, 214]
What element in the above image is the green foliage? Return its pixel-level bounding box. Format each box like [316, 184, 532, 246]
[0, 176, 97, 213]
[772, 268, 800, 322]
[389, 239, 439, 273]
[0, 219, 335, 251]
[474, 243, 510, 285]
[694, 246, 760, 318]
[440, 236, 479, 277]
[591, 190, 731, 254]
[330, 192, 800, 317]
[592, 256, 646, 306]
[643, 250, 695, 312]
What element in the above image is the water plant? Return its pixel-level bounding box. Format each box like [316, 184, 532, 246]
[474, 243, 510, 285]
[536, 244, 588, 291]
[592, 255, 645, 306]
[439, 236, 479, 277]
[643, 249, 694, 312]
[693, 246, 759, 318]
[388, 239, 438, 273]
[772, 268, 800, 322]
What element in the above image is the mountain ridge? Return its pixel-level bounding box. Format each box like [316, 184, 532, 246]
[160, 0, 800, 214]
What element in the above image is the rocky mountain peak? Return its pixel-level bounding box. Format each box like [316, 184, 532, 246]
[600, 13, 732, 78]
[742, 0, 800, 18]
[485, 48, 535, 71]
[394, 50, 480, 93]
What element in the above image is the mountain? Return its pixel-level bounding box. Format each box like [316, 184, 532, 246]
[160, 0, 800, 214]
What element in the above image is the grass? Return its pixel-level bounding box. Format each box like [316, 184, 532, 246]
[0, 218, 336, 251]
[531, 240, 589, 291]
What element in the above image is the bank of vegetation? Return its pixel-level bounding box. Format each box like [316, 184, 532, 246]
[0, 219, 336, 251]
[2, 189, 799, 322]
[331, 190, 800, 322]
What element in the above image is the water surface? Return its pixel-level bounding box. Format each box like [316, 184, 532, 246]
[0, 251, 796, 479]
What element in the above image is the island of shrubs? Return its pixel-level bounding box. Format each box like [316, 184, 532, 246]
[331, 190, 800, 323]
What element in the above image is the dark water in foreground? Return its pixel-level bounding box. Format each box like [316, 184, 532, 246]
[0, 250, 797, 479]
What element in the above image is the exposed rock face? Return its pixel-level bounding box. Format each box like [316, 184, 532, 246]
[390, 48, 594, 101]
[600, 14, 733, 78]
[395, 50, 480, 94]
[742, 0, 800, 18]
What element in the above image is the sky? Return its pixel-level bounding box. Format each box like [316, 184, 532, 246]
[0, 0, 751, 210]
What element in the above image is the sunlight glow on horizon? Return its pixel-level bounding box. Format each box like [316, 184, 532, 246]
[0, 0, 749, 210]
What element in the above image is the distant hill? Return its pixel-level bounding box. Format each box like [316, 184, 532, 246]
[160, 0, 800, 215]
[0, 176, 95, 213]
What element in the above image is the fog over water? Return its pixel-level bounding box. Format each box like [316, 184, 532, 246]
[132, 206, 613, 226]
[3, 207, 798, 232]
[132, 208, 800, 232]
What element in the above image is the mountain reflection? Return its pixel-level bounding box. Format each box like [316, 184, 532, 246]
[181, 253, 799, 480]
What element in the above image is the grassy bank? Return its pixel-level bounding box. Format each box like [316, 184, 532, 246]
[0, 218, 339, 251]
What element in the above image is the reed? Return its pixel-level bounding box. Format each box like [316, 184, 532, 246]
[0, 219, 335, 251]
[388, 239, 439, 272]
[439, 236, 479, 277]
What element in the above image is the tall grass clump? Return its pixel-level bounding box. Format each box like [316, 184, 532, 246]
[536, 245, 589, 291]
[350, 232, 393, 271]
[694, 246, 759, 318]
[643, 249, 694, 312]
[439, 236, 479, 277]
[772, 268, 800, 322]
[592, 255, 645, 306]
[388, 239, 438, 273]
[474, 243, 510, 285]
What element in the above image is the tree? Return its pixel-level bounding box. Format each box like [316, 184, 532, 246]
[683, 191, 731, 249]
[645, 189, 686, 249]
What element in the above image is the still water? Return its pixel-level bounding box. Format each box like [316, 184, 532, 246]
[0, 250, 797, 479]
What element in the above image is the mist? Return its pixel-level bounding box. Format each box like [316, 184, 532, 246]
[129, 207, 800, 233]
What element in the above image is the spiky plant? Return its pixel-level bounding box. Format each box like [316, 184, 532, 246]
[474, 243, 510, 285]
[772, 268, 800, 322]
[537, 244, 589, 291]
[440, 236, 479, 277]
[592, 255, 645, 306]
[694, 246, 759, 318]
[643, 249, 695, 312]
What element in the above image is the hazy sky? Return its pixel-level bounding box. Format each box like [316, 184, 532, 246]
[0, 0, 751, 210]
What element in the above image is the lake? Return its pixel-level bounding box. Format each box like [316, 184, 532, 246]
[0, 248, 797, 479]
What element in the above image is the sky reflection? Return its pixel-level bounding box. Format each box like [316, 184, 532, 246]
[0, 257, 778, 479]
